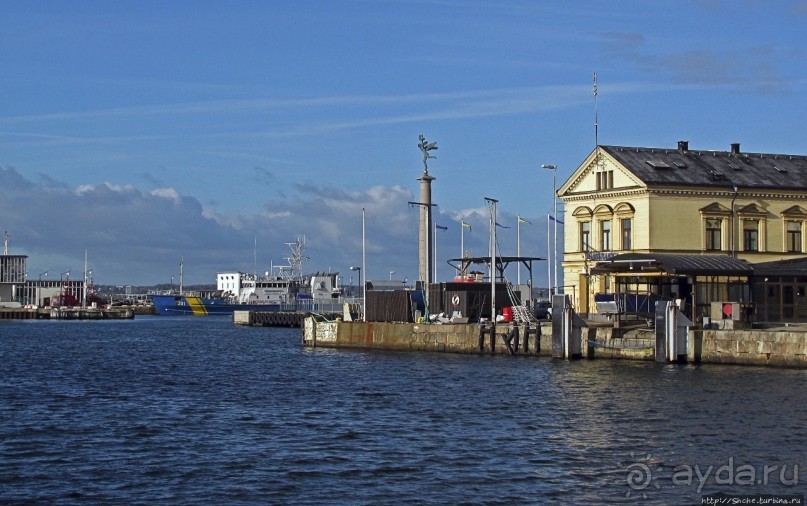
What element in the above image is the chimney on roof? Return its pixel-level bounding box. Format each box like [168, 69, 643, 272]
[677, 140, 689, 152]
[731, 142, 741, 155]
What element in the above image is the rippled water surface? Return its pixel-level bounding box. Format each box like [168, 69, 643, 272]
[1, 317, 804, 504]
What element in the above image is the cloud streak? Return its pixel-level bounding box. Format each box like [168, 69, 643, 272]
[599, 32, 795, 95]
[0, 165, 547, 287]
[0, 82, 687, 149]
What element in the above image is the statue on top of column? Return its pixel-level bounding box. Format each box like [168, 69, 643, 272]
[418, 135, 438, 175]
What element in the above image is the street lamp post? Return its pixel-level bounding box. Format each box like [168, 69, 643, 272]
[485, 197, 498, 322]
[541, 164, 558, 296]
[60, 270, 70, 306]
[38, 271, 48, 307]
[350, 266, 361, 297]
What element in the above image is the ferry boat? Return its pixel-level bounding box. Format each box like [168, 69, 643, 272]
[150, 238, 344, 316]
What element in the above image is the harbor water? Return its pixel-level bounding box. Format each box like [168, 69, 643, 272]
[0, 317, 804, 504]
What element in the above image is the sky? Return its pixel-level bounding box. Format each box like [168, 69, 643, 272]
[1, 0, 806, 287]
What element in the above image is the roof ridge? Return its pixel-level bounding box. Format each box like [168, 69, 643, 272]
[601, 144, 807, 159]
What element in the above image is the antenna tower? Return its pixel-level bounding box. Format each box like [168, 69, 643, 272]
[593, 72, 599, 147]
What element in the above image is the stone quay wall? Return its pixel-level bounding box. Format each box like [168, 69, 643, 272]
[302, 319, 553, 356]
[301, 319, 807, 368]
[689, 329, 807, 368]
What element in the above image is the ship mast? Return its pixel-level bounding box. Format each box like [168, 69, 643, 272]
[277, 237, 308, 282]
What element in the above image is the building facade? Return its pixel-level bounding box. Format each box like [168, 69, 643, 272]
[1, 252, 86, 307]
[559, 141, 807, 321]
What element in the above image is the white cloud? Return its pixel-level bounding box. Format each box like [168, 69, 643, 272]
[150, 187, 183, 205]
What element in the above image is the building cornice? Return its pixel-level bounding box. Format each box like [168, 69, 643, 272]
[649, 188, 807, 200]
[563, 187, 807, 203]
[563, 188, 648, 203]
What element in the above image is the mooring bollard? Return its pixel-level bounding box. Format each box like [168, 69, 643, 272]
[655, 300, 692, 363]
[551, 294, 582, 359]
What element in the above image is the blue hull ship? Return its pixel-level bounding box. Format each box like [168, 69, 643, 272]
[149, 238, 345, 316]
[149, 294, 283, 316]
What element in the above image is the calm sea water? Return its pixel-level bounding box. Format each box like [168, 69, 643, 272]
[0, 317, 804, 505]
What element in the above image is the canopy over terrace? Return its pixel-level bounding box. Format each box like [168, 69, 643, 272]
[588, 253, 753, 320]
[446, 256, 544, 284]
[590, 253, 753, 277]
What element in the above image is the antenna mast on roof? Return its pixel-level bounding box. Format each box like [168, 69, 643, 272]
[593, 72, 599, 147]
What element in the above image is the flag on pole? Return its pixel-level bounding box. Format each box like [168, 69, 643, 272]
[518, 216, 532, 225]
[461, 221, 472, 232]
[495, 222, 510, 229]
[435, 224, 448, 231]
[548, 214, 565, 225]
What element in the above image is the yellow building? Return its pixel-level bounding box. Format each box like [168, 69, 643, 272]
[559, 141, 807, 321]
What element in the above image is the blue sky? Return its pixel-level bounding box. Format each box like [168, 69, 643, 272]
[1, 0, 806, 286]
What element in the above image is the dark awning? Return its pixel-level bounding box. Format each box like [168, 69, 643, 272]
[750, 256, 807, 276]
[446, 255, 544, 281]
[590, 253, 753, 276]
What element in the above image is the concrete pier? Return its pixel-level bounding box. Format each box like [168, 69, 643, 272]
[301, 317, 807, 368]
[302, 319, 551, 355]
[234, 310, 343, 328]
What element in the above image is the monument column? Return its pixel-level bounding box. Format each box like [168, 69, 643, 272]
[415, 135, 438, 284]
[418, 172, 435, 284]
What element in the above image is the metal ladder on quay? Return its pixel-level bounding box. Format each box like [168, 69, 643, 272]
[505, 282, 539, 324]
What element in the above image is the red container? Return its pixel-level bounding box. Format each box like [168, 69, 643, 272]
[502, 307, 512, 322]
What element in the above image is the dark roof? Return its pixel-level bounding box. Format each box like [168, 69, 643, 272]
[602, 144, 807, 190]
[446, 255, 544, 279]
[447, 256, 544, 265]
[590, 253, 753, 276]
[748, 256, 807, 276]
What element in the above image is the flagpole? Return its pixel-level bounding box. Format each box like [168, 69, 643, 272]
[460, 222, 464, 278]
[517, 216, 521, 286]
[362, 207, 366, 321]
[433, 221, 438, 282]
